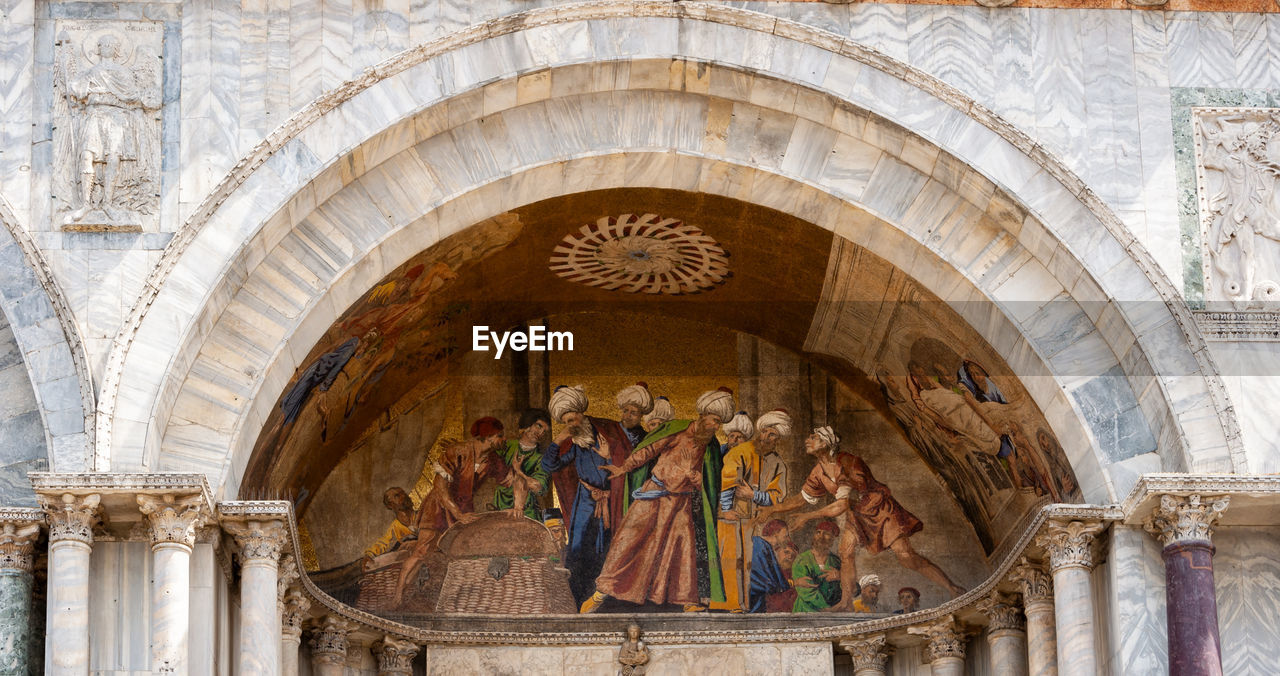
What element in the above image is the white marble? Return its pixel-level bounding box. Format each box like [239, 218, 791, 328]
[150, 543, 191, 673]
[47, 540, 90, 675]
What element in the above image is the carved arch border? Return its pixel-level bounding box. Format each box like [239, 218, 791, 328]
[100, 1, 1240, 487]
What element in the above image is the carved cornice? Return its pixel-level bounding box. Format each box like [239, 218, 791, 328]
[309, 615, 353, 664]
[281, 585, 311, 640]
[1009, 558, 1053, 606]
[0, 518, 43, 573]
[373, 635, 420, 675]
[137, 493, 207, 548]
[906, 615, 967, 662]
[38, 493, 102, 546]
[1144, 494, 1229, 547]
[975, 591, 1025, 634]
[1036, 519, 1106, 572]
[1120, 474, 1280, 520]
[30, 472, 212, 496]
[1193, 310, 1280, 341]
[838, 633, 890, 673]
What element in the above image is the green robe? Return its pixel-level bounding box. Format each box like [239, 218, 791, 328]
[791, 549, 842, 612]
[622, 419, 725, 604]
[492, 439, 549, 520]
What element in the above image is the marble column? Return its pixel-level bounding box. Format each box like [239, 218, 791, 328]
[1036, 519, 1104, 676]
[280, 584, 310, 676]
[838, 634, 891, 676]
[39, 493, 99, 676]
[309, 615, 352, 676]
[0, 510, 42, 676]
[1011, 558, 1056, 676]
[1144, 494, 1229, 676]
[373, 635, 419, 676]
[225, 518, 287, 676]
[908, 615, 967, 676]
[138, 494, 206, 674]
[978, 591, 1028, 676]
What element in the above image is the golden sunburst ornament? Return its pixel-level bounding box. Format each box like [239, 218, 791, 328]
[549, 214, 730, 294]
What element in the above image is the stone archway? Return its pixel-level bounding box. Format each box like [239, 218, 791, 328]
[98, 3, 1238, 503]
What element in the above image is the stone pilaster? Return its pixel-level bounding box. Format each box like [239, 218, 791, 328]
[1144, 494, 1229, 676]
[908, 615, 967, 676]
[309, 615, 353, 676]
[839, 634, 891, 676]
[0, 510, 42, 676]
[280, 584, 310, 676]
[977, 591, 1028, 676]
[224, 516, 288, 676]
[1036, 520, 1105, 676]
[138, 494, 206, 674]
[373, 635, 419, 676]
[1010, 558, 1056, 676]
[39, 493, 100, 676]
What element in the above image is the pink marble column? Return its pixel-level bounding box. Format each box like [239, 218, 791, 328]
[1011, 558, 1057, 676]
[1145, 494, 1229, 676]
[908, 615, 967, 676]
[977, 591, 1028, 676]
[39, 493, 100, 676]
[1037, 519, 1105, 676]
[225, 518, 287, 676]
[839, 634, 891, 676]
[309, 615, 352, 676]
[373, 635, 420, 676]
[138, 493, 206, 674]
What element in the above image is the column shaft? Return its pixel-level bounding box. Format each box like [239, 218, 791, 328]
[1050, 566, 1095, 676]
[1146, 494, 1228, 676]
[931, 656, 964, 676]
[281, 634, 301, 676]
[150, 543, 191, 673]
[989, 629, 1029, 676]
[0, 570, 34, 675]
[1024, 600, 1058, 676]
[46, 540, 90, 675]
[240, 561, 281, 675]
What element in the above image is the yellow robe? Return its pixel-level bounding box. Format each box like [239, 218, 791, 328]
[363, 517, 415, 558]
[710, 441, 784, 611]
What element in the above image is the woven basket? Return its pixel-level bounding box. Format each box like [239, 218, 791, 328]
[435, 557, 576, 614]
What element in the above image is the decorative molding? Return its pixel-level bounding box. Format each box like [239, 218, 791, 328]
[29, 472, 213, 500]
[1036, 519, 1106, 572]
[975, 591, 1025, 634]
[309, 615, 353, 664]
[372, 635, 419, 675]
[137, 493, 207, 548]
[0, 517, 43, 573]
[37, 493, 101, 546]
[1009, 558, 1053, 606]
[1121, 474, 1280, 515]
[1193, 310, 1280, 341]
[1144, 494, 1229, 548]
[838, 633, 891, 674]
[549, 214, 730, 295]
[907, 615, 968, 662]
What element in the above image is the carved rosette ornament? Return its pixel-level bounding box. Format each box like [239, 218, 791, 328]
[280, 585, 311, 640]
[549, 214, 730, 295]
[137, 493, 206, 549]
[839, 634, 891, 674]
[907, 615, 967, 662]
[1009, 557, 1053, 604]
[308, 615, 352, 665]
[1143, 494, 1230, 548]
[976, 591, 1025, 634]
[0, 519, 42, 573]
[225, 519, 287, 565]
[372, 636, 419, 676]
[1036, 519, 1105, 572]
[39, 493, 101, 546]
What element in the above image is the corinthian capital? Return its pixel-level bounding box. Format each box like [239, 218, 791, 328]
[1143, 494, 1229, 548]
[309, 615, 352, 665]
[0, 511, 43, 573]
[39, 493, 101, 546]
[1009, 558, 1053, 605]
[281, 585, 311, 640]
[137, 493, 207, 548]
[907, 615, 967, 662]
[975, 591, 1025, 633]
[838, 633, 890, 674]
[223, 518, 287, 565]
[1036, 519, 1105, 572]
[373, 635, 420, 676]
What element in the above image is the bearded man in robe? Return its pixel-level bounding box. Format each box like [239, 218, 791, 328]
[711, 409, 793, 611]
[540, 385, 638, 606]
[580, 388, 735, 613]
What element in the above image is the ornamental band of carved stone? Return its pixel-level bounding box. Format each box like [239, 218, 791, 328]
[1036, 519, 1105, 572]
[372, 636, 419, 675]
[907, 615, 967, 662]
[839, 634, 891, 673]
[976, 591, 1025, 633]
[0, 521, 43, 573]
[224, 519, 287, 564]
[1144, 494, 1230, 547]
[309, 615, 353, 664]
[1009, 558, 1053, 603]
[39, 493, 101, 546]
[136, 493, 206, 548]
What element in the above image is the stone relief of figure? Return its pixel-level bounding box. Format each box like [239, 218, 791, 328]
[54, 28, 161, 229]
[617, 624, 649, 676]
[1197, 111, 1280, 308]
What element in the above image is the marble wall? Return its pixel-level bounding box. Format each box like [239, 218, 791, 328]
[1214, 526, 1280, 675]
[0, 312, 47, 506]
[424, 642, 832, 676]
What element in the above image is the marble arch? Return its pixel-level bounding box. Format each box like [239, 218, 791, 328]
[98, 3, 1239, 503]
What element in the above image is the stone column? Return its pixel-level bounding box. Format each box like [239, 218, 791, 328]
[280, 584, 310, 676]
[908, 615, 967, 676]
[1144, 494, 1229, 676]
[838, 634, 891, 676]
[1011, 558, 1056, 676]
[40, 493, 99, 676]
[137, 494, 206, 674]
[1036, 519, 1104, 676]
[373, 635, 419, 676]
[225, 518, 287, 676]
[309, 615, 352, 676]
[0, 510, 42, 676]
[977, 591, 1028, 676]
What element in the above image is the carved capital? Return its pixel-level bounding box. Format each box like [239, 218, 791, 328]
[1036, 519, 1105, 572]
[1009, 557, 1053, 605]
[839, 633, 891, 674]
[0, 517, 43, 573]
[373, 635, 419, 676]
[137, 493, 206, 548]
[308, 615, 352, 665]
[1144, 494, 1229, 548]
[224, 518, 287, 565]
[976, 591, 1025, 633]
[39, 493, 101, 546]
[277, 554, 300, 601]
[280, 585, 311, 641]
[907, 615, 967, 662]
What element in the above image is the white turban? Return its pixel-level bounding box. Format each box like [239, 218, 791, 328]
[812, 425, 840, 451]
[756, 409, 793, 437]
[722, 411, 754, 439]
[696, 388, 736, 422]
[859, 574, 882, 589]
[615, 382, 654, 414]
[644, 396, 674, 426]
[549, 385, 589, 422]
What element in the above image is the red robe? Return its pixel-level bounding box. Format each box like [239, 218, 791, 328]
[803, 452, 922, 554]
[548, 417, 633, 531]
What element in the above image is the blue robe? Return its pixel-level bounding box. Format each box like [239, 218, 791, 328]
[542, 436, 617, 606]
[748, 536, 791, 613]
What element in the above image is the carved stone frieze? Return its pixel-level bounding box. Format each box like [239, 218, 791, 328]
[52, 20, 163, 231]
[0, 517, 43, 573]
[1009, 558, 1053, 605]
[309, 615, 353, 665]
[1144, 494, 1229, 548]
[137, 493, 206, 548]
[223, 518, 287, 565]
[281, 585, 311, 640]
[839, 633, 891, 673]
[38, 493, 102, 546]
[907, 615, 967, 662]
[1036, 519, 1106, 572]
[975, 591, 1025, 633]
[372, 635, 419, 675]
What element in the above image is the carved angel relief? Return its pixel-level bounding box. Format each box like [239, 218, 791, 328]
[1194, 108, 1280, 309]
[53, 21, 162, 232]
